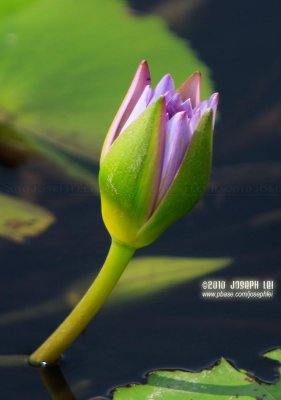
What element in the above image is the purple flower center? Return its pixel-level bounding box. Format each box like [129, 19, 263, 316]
[120, 74, 218, 203]
[101, 61, 219, 211]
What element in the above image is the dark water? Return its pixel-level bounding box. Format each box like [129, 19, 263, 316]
[0, 0, 280, 398]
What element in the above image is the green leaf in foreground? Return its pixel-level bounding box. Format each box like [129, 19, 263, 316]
[0, 193, 55, 242]
[0, 0, 213, 166]
[0, 257, 231, 325]
[114, 350, 281, 400]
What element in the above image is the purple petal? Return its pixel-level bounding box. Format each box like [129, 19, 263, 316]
[150, 74, 175, 103]
[120, 85, 153, 133]
[101, 60, 151, 160]
[180, 98, 193, 117]
[196, 99, 209, 115]
[189, 109, 201, 132]
[166, 92, 181, 117]
[177, 72, 201, 107]
[208, 92, 219, 127]
[158, 111, 192, 202]
[195, 92, 219, 129]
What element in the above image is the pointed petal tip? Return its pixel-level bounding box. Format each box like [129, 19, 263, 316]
[179, 109, 188, 118]
[140, 60, 149, 72]
[171, 110, 187, 122]
[161, 73, 174, 86]
[208, 92, 219, 121]
[138, 60, 151, 83]
[150, 74, 175, 102]
[186, 71, 202, 84]
[208, 92, 219, 129]
[212, 92, 220, 103]
[192, 71, 202, 79]
[177, 72, 202, 106]
[193, 71, 202, 88]
[101, 61, 151, 161]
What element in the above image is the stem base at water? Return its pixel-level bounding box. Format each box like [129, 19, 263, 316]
[29, 240, 135, 365]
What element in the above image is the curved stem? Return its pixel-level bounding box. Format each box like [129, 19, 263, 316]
[29, 240, 135, 365]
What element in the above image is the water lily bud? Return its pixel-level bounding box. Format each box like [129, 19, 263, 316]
[99, 61, 219, 248]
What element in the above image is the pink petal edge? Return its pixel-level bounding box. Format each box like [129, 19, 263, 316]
[177, 72, 201, 108]
[100, 60, 151, 161]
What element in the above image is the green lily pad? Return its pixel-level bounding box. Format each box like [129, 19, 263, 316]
[0, 0, 37, 20]
[0, 0, 213, 169]
[264, 349, 281, 364]
[114, 350, 281, 399]
[0, 193, 55, 242]
[0, 256, 231, 325]
[108, 256, 232, 304]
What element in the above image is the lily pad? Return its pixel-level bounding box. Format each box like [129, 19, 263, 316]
[0, 0, 213, 168]
[108, 256, 232, 304]
[264, 349, 281, 364]
[0, 193, 55, 242]
[114, 350, 281, 399]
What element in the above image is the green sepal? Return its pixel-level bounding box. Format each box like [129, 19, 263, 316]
[99, 98, 164, 246]
[135, 109, 213, 248]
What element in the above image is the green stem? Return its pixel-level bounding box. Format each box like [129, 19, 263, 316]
[29, 240, 135, 365]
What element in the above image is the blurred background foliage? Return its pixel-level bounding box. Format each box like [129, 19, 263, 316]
[0, 0, 214, 242]
[0, 1, 280, 398]
[0, 0, 212, 170]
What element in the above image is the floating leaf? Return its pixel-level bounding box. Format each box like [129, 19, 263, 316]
[264, 349, 281, 364]
[65, 257, 232, 307]
[0, 0, 213, 170]
[0, 354, 27, 368]
[114, 350, 281, 399]
[0, 299, 65, 326]
[108, 256, 232, 304]
[0, 193, 55, 242]
[0, 256, 231, 325]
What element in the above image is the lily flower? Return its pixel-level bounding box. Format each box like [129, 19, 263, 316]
[100, 60, 218, 248]
[29, 61, 219, 366]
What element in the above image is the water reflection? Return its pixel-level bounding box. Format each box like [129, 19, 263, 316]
[40, 364, 110, 400]
[40, 365, 77, 400]
[0, 354, 110, 400]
